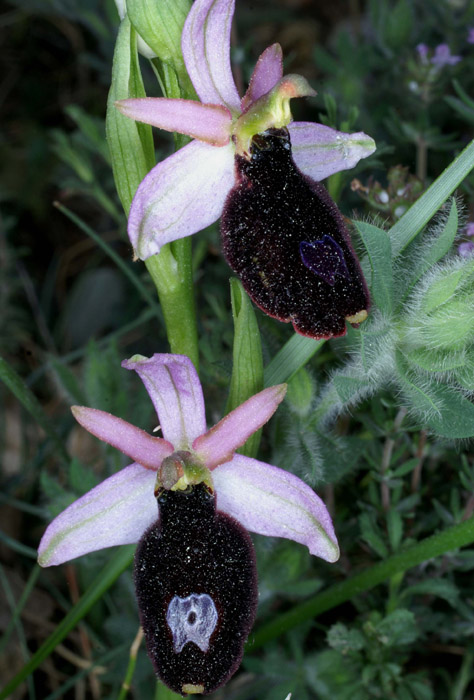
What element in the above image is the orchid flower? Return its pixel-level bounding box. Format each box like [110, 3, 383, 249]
[116, 0, 375, 263]
[38, 353, 338, 567]
[38, 354, 338, 695]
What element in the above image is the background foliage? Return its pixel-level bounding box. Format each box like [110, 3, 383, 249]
[2, 0, 474, 698]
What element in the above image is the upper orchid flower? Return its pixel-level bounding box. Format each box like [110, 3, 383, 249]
[116, 0, 375, 263]
[38, 354, 338, 695]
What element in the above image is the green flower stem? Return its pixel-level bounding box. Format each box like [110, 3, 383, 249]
[248, 515, 474, 650]
[0, 546, 135, 700]
[116, 627, 143, 700]
[145, 238, 199, 370]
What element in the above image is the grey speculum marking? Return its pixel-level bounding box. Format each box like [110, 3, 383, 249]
[166, 593, 218, 653]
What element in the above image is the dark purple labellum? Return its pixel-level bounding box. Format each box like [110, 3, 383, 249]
[134, 483, 257, 696]
[221, 127, 370, 338]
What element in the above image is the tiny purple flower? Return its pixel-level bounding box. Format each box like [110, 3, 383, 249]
[38, 353, 339, 567]
[431, 43, 461, 68]
[468, 27, 474, 44]
[465, 221, 474, 237]
[458, 241, 474, 257]
[416, 43, 429, 64]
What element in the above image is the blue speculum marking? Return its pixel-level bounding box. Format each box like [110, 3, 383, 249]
[300, 235, 351, 286]
[166, 593, 218, 653]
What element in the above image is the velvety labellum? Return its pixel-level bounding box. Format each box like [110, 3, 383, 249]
[134, 483, 257, 696]
[221, 127, 370, 338]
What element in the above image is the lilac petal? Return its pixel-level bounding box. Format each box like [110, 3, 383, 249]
[193, 384, 287, 469]
[213, 454, 339, 562]
[122, 354, 206, 449]
[71, 406, 173, 469]
[241, 43, 283, 111]
[128, 139, 235, 259]
[288, 122, 376, 181]
[115, 98, 232, 146]
[38, 464, 157, 566]
[182, 0, 241, 113]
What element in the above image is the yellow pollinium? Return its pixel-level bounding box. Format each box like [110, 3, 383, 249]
[182, 684, 205, 695]
[345, 309, 368, 324]
[233, 74, 316, 157]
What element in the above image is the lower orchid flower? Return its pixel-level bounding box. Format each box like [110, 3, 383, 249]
[38, 353, 338, 696]
[116, 0, 375, 339]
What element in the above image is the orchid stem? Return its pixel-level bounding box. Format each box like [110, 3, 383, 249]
[116, 627, 143, 700]
[145, 237, 199, 371]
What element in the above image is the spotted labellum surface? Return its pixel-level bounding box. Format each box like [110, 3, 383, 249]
[221, 128, 370, 339]
[135, 483, 258, 696]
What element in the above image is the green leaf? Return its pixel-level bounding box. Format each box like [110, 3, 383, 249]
[396, 351, 474, 437]
[401, 578, 460, 608]
[384, 0, 413, 49]
[48, 355, 87, 405]
[286, 367, 315, 417]
[402, 199, 458, 303]
[454, 356, 474, 390]
[333, 374, 369, 404]
[264, 335, 325, 387]
[0, 357, 69, 463]
[226, 278, 264, 458]
[424, 386, 474, 438]
[327, 623, 365, 653]
[406, 347, 468, 373]
[359, 512, 388, 558]
[355, 221, 394, 313]
[106, 17, 155, 215]
[376, 609, 418, 646]
[445, 95, 474, 125]
[389, 139, 474, 258]
[452, 78, 474, 111]
[386, 509, 403, 552]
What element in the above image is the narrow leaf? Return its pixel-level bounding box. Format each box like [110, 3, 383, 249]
[264, 335, 325, 387]
[106, 17, 154, 215]
[226, 278, 264, 458]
